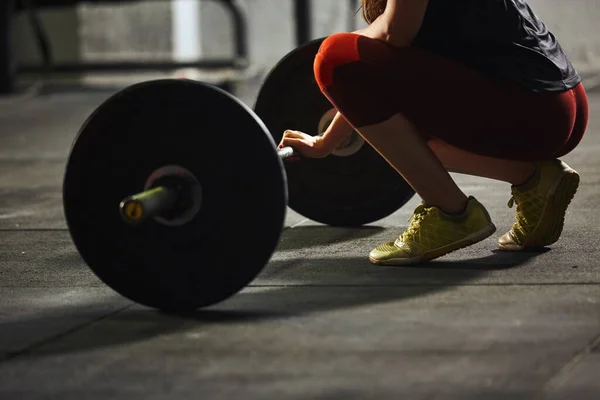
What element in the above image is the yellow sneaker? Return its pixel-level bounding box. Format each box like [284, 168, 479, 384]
[498, 159, 580, 251]
[369, 196, 496, 266]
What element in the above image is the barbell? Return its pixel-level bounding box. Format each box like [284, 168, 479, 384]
[62, 37, 415, 312]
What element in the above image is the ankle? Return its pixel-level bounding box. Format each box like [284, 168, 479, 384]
[424, 196, 470, 216]
[441, 202, 468, 216]
[512, 164, 538, 188]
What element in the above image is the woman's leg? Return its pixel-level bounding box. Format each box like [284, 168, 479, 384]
[357, 114, 469, 214]
[314, 33, 581, 164]
[428, 139, 536, 185]
[427, 82, 588, 184]
[349, 111, 498, 265]
[313, 33, 586, 263]
[423, 85, 588, 251]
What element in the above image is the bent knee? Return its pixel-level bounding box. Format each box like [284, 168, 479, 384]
[318, 33, 362, 66]
[313, 33, 361, 88]
[427, 139, 449, 153]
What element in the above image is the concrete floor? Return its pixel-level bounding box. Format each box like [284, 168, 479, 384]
[0, 79, 599, 399]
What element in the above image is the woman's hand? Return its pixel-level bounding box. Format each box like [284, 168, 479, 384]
[278, 130, 331, 159]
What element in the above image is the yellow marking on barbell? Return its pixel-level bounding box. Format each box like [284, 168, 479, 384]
[123, 200, 144, 221]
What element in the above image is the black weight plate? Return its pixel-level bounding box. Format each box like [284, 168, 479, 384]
[254, 37, 415, 227]
[63, 79, 287, 312]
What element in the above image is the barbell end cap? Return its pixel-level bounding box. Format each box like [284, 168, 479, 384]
[119, 198, 146, 224]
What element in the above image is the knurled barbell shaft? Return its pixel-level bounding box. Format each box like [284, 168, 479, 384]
[119, 186, 178, 225]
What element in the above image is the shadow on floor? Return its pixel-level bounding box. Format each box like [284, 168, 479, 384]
[276, 225, 386, 251]
[0, 249, 547, 359]
[424, 248, 552, 270]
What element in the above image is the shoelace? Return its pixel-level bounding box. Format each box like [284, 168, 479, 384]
[401, 204, 432, 241]
[507, 190, 539, 240]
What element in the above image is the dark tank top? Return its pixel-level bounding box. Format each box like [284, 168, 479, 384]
[412, 0, 581, 92]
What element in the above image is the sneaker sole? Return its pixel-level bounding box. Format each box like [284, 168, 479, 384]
[369, 223, 497, 266]
[499, 164, 580, 251]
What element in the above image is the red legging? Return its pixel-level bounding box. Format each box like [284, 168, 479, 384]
[313, 33, 589, 161]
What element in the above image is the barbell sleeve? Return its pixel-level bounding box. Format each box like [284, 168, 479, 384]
[119, 186, 179, 225]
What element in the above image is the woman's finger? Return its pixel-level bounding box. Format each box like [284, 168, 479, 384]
[280, 131, 303, 148]
[283, 129, 308, 139]
[280, 137, 306, 147]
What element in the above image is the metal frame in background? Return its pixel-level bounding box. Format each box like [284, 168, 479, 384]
[294, 0, 361, 46]
[1, 0, 362, 93]
[17, 0, 249, 74]
[0, 0, 17, 92]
